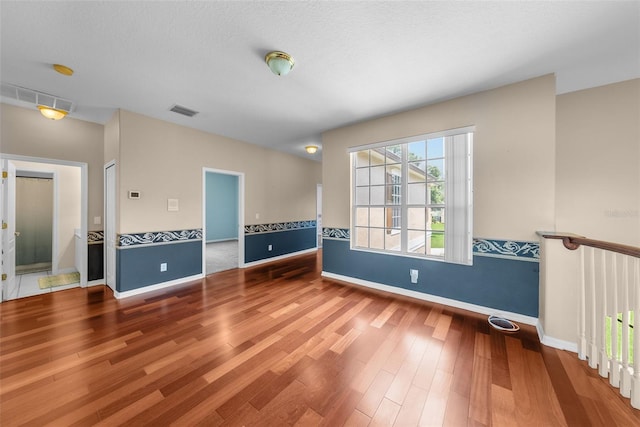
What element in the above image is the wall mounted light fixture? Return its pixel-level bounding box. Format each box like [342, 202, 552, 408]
[265, 51, 295, 76]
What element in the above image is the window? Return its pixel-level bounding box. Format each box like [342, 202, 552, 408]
[351, 127, 473, 265]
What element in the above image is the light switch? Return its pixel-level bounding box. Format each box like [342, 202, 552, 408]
[168, 198, 179, 212]
[93, 216, 101, 225]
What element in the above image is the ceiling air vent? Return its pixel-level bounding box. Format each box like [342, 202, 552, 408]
[169, 104, 199, 118]
[0, 82, 74, 113]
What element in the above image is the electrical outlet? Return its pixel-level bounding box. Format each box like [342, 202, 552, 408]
[410, 269, 419, 284]
[160, 262, 167, 272]
[268, 244, 272, 251]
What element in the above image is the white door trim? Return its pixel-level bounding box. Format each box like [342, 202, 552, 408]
[202, 167, 245, 276]
[1, 159, 16, 301]
[104, 160, 116, 291]
[316, 183, 322, 249]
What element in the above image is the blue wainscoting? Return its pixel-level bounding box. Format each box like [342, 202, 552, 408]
[322, 237, 539, 317]
[245, 221, 316, 263]
[116, 240, 202, 293]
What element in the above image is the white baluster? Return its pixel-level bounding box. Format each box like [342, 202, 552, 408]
[598, 249, 609, 378]
[631, 257, 640, 409]
[610, 253, 620, 387]
[620, 255, 631, 398]
[578, 246, 587, 360]
[588, 247, 598, 368]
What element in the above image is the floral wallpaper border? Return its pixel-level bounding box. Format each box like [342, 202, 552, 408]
[119, 228, 202, 247]
[244, 220, 316, 234]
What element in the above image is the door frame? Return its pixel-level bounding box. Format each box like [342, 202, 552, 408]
[104, 160, 116, 292]
[1, 159, 16, 301]
[202, 167, 245, 275]
[316, 183, 322, 248]
[0, 153, 88, 292]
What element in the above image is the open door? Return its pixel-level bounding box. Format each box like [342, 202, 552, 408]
[1, 160, 16, 301]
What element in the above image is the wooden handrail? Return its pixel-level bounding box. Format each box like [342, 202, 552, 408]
[541, 233, 640, 258]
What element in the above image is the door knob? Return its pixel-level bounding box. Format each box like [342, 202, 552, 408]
[14, 231, 20, 237]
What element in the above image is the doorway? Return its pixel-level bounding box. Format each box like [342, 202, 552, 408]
[1, 154, 88, 301]
[15, 173, 54, 274]
[203, 168, 244, 275]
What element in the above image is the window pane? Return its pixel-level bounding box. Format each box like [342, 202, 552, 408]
[408, 230, 426, 254]
[355, 227, 369, 247]
[385, 230, 401, 251]
[428, 207, 444, 230]
[428, 182, 445, 205]
[386, 185, 401, 205]
[408, 161, 426, 183]
[371, 186, 385, 205]
[371, 165, 385, 185]
[427, 231, 444, 256]
[350, 129, 472, 264]
[355, 187, 369, 205]
[370, 207, 384, 227]
[355, 150, 370, 167]
[385, 207, 401, 229]
[385, 145, 402, 163]
[356, 168, 369, 186]
[408, 207, 426, 230]
[355, 207, 369, 226]
[408, 140, 426, 160]
[408, 183, 426, 205]
[386, 164, 401, 179]
[427, 159, 444, 181]
[370, 228, 384, 250]
[427, 137, 444, 158]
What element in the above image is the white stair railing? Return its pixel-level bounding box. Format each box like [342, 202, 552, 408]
[555, 236, 640, 408]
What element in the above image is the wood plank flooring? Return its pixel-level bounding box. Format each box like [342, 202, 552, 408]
[1, 251, 638, 426]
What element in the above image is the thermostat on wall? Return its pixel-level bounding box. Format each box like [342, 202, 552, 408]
[128, 190, 141, 199]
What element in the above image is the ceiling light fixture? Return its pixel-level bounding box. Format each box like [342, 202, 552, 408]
[265, 51, 295, 76]
[37, 105, 68, 120]
[53, 64, 74, 76]
[305, 145, 318, 154]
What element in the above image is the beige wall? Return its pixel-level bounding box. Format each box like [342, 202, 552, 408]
[322, 75, 557, 242]
[1, 104, 104, 231]
[540, 79, 640, 347]
[116, 110, 321, 234]
[11, 160, 81, 271]
[556, 79, 640, 246]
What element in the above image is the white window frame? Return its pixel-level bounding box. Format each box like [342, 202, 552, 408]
[350, 126, 474, 265]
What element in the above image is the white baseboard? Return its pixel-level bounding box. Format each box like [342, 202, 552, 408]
[321, 271, 538, 327]
[113, 273, 204, 299]
[243, 248, 317, 268]
[87, 279, 104, 287]
[536, 321, 578, 353]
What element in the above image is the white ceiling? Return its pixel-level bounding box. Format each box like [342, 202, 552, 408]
[1, 1, 639, 159]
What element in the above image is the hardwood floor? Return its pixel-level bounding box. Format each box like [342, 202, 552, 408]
[1, 251, 638, 426]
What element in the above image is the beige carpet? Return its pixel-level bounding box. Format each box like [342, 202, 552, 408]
[38, 272, 80, 289]
[206, 241, 239, 274]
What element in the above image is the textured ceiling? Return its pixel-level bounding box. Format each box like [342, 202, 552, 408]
[1, 1, 639, 159]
